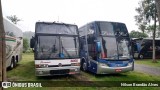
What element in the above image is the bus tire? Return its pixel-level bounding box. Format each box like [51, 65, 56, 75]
[82, 61, 87, 71]
[9, 57, 16, 70]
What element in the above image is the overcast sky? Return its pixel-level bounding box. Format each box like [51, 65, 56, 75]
[2, 0, 140, 32]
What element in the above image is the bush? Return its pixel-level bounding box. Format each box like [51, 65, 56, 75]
[23, 48, 33, 53]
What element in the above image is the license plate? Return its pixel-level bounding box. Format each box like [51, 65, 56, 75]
[115, 69, 122, 72]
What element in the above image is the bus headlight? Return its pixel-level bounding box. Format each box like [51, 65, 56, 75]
[99, 63, 108, 67]
[35, 64, 48, 68]
[71, 63, 80, 66]
[128, 62, 133, 66]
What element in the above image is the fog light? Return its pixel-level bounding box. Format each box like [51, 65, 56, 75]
[39, 71, 43, 74]
[75, 68, 78, 71]
[99, 63, 108, 67]
[128, 62, 133, 66]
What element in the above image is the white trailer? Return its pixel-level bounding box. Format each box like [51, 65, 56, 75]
[3, 17, 23, 69]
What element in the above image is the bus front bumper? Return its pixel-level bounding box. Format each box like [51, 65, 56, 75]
[35, 67, 80, 76]
[97, 63, 134, 74]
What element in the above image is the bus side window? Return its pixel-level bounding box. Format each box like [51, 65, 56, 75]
[134, 44, 138, 52]
[80, 37, 85, 51]
[87, 35, 96, 60]
[80, 38, 83, 50]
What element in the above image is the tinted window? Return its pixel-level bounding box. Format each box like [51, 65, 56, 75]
[36, 23, 78, 35]
[35, 36, 79, 59]
[97, 22, 129, 36]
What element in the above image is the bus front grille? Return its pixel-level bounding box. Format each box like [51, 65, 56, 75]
[50, 69, 69, 75]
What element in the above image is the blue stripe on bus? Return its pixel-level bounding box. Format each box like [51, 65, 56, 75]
[97, 59, 131, 67]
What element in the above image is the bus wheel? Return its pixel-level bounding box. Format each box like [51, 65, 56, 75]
[139, 54, 144, 59]
[9, 58, 16, 70]
[82, 61, 87, 71]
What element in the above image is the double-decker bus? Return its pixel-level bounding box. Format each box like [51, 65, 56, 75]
[78, 21, 134, 74]
[132, 38, 160, 59]
[3, 17, 23, 70]
[30, 22, 80, 76]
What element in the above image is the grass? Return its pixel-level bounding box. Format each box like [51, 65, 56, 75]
[135, 59, 160, 67]
[7, 53, 36, 81]
[7, 53, 78, 81]
[82, 71, 160, 81]
[5, 87, 160, 90]
[5, 53, 160, 90]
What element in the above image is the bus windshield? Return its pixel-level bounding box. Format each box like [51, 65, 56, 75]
[98, 21, 128, 36]
[117, 38, 130, 59]
[97, 22, 131, 60]
[35, 35, 79, 59]
[101, 37, 130, 60]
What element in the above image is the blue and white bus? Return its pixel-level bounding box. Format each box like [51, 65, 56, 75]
[78, 21, 134, 74]
[132, 38, 160, 59]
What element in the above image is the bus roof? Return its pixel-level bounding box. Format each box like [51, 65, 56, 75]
[35, 22, 78, 35]
[36, 22, 77, 27]
[3, 17, 23, 37]
[79, 21, 126, 28]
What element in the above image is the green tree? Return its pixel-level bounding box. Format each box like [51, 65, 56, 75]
[144, 0, 157, 62]
[7, 15, 21, 24]
[23, 38, 29, 53]
[135, 2, 148, 33]
[135, 0, 158, 62]
[146, 25, 160, 37]
[129, 30, 148, 38]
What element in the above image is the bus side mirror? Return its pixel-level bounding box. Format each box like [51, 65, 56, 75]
[96, 41, 101, 53]
[30, 37, 35, 48]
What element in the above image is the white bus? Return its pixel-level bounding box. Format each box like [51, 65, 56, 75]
[30, 22, 80, 76]
[3, 17, 23, 70]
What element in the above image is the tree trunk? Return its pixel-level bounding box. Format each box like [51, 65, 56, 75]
[152, 18, 156, 62]
[0, 0, 7, 85]
[156, 0, 160, 28]
[153, 0, 160, 63]
[152, 1, 157, 63]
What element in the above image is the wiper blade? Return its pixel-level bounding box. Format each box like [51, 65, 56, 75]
[60, 37, 71, 58]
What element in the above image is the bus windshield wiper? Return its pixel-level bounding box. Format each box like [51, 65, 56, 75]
[60, 37, 71, 58]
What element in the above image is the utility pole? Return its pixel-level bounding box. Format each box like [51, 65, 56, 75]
[0, 0, 6, 90]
